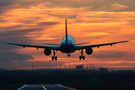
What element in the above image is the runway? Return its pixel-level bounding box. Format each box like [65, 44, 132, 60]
[17, 84, 77, 90]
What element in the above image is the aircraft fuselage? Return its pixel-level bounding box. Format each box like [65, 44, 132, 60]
[60, 35, 75, 53]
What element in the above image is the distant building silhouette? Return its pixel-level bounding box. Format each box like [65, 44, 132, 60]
[76, 65, 83, 69]
[32, 64, 94, 70]
[99, 67, 107, 73]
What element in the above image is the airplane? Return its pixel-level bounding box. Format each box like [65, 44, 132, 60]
[6, 19, 129, 61]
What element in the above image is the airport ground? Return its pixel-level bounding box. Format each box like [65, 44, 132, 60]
[1, 83, 135, 90]
[0, 69, 135, 90]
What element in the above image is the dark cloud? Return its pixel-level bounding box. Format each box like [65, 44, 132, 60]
[48, 14, 78, 19]
[0, 0, 41, 14]
[0, 36, 31, 52]
[0, 21, 60, 53]
[0, 0, 16, 6]
[92, 50, 129, 59]
[0, 0, 135, 13]
[0, 25, 44, 51]
[0, 51, 33, 63]
[68, 0, 131, 11]
[0, 0, 39, 7]
[0, 25, 22, 31]
[20, 17, 41, 24]
[0, 0, 134, 18]
[37, 22, 60, 26]
[1, 28, 42, 36]
[0, 28, 43, 41]
[0, 0, 19, 14]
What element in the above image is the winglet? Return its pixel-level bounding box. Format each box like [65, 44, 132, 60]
[65, 19, 68, 42]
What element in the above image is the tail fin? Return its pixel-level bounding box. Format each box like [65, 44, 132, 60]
[65, 19, 68, 42]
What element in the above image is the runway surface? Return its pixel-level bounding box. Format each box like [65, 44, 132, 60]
[17, 84, 77, 90]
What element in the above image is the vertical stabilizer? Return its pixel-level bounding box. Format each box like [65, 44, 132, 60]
[65, 19, 68, 42]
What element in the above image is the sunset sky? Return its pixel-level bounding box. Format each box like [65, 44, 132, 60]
[0, 0, 135, 70]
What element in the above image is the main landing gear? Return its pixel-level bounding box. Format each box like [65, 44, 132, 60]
[52, 50, 57, 61]
[79, 49, 85, 60]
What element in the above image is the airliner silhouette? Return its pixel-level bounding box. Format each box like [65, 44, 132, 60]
[7, 19, 129, 60]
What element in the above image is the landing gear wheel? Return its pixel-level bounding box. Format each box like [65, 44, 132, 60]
[83, 56, 85, 60]
[79, 56, 85, 60]
[52, 56, 54, 61]
[52, 56, 57, 61]
[79, 56, 81, 60]
[55, 56, 57, 61]
[79, 49, 85, 60]
[52, 50, 57, 61]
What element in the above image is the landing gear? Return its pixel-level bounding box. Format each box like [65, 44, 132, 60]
[52, 56, 57, 61]
[67, 53, 71, 57]
[79, 56, 85, 60]
[79, 49, 85, 60]
[52, 50, 57, 61]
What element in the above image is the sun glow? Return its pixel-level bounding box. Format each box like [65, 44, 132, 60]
[87, 32, 108, 37]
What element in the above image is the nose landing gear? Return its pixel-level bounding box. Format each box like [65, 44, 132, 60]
[79, 49, 85, 60]
[67, 53, 71, 57]
[52, 50, 57, 61]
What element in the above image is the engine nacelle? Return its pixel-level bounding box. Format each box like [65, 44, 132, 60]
[44, 49, 51, 56]
[85, 48, 93, 55]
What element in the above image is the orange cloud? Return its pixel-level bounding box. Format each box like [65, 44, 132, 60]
[97, 3, 129, 11]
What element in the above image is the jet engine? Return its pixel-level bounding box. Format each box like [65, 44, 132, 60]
[85, 48, 93, 55]
[44, 49, 51, 56]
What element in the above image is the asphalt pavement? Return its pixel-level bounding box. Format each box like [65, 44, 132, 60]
[17, 84, 77, 90]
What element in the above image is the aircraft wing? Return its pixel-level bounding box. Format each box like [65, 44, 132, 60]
[6, 43, 60, 50]
[75, 40, 129, 50]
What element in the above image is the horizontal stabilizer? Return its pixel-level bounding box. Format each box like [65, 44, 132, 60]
[43, 43, 60, 46]
[74, 42, 89, 45]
